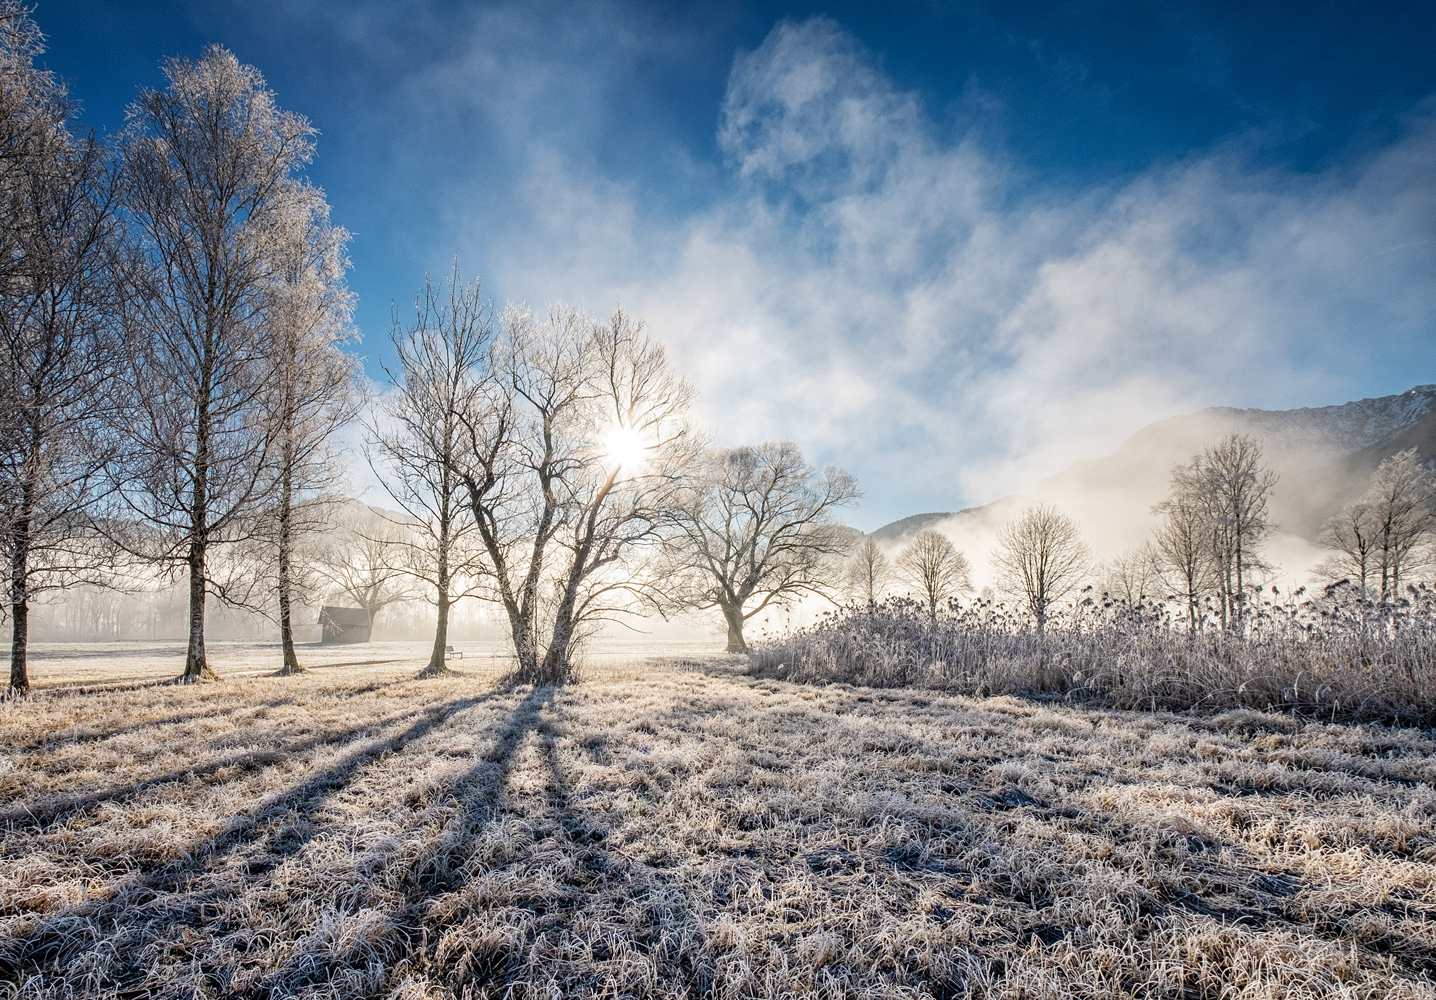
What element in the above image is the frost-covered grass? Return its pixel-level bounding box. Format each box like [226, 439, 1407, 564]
[752, 595, 1436, 725]
[1, 654, 1433, 998]
[8, 637, 718, 689]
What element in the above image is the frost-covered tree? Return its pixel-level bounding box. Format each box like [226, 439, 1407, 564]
[993, 504, 1090, 632]
[1100, 543, 1160, 608]
[110, 47, 317, 681]
[665, 440, 858, 654]
[1170, 434, 1277, 626]
[263, 184, 361, 675]
[1322, 450, 1435, 601]
[367, 269, 490, 678]
[1151, 493, 1214, 632]
[896, 528, 970, 620]
[311, 503, 422, 632]
[456, 306, 700, 682]
[0, 1, 120, 692]
[845, 534, 890, 610]
[1319, 499, 1378, 598]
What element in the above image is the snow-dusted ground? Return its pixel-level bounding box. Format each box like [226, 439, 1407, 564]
[1, 656, 1432, 998]
[10, 637, 725, 688]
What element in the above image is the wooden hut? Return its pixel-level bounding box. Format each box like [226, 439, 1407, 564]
[319, 606, 372, 644]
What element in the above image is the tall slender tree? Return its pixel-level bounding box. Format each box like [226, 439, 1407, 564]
[0, 1, 120, 693]
[1152, 493, 1213, 632]
[1363, 450, 1435, 601]
[1170, 434, 1276, 626]
[367, 269, 490, 677]
[110, 46, 316, 681]
[264, 184, 360, 675]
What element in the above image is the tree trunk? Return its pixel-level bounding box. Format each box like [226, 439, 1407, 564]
[721, 601, 747, 654]
[536, 637, 571, 686]
[9, 514, 29, 694]
[528, 575, 579, 686]
[541, 611, 575, 685]
[498, 605, 540, 681]
[418, 537, 453, 678]
[275, 472, 304, 675]
[182, 537, 219, 681]
[183, 375, 218, 682]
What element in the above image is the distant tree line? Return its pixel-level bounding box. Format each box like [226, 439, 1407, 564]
[844, 432, 1435, 637]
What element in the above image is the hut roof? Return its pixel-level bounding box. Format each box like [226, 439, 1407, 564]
[319, 606, 370, 626]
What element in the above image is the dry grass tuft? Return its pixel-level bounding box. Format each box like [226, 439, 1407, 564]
[752, 595, 1436, 725]
[0, 654, 1432, 998]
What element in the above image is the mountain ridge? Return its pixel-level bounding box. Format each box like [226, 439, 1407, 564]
[871, 385, 1436, 563]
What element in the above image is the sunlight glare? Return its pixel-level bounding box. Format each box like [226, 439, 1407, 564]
[602, 424, 650, 471]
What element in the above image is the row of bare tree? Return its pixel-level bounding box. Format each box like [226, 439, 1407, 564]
[4, 8, 1431, 694]
[0, 11, 864, 691]
[1318, 450, 1436, 604]
[841, 434, 1429, 635]
[0, 18, 362, 691]
[844, 505, 1090, 633]
[364, 272, 863, 679]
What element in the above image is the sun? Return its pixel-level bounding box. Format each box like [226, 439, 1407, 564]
[601, 424, 650, 471]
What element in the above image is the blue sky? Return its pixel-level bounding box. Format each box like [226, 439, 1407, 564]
[35, 0, 1436, 527]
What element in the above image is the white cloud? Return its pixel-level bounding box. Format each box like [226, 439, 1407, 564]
[408, 14, 1436, 528]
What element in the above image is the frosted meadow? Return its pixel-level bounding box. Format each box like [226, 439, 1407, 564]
[3, 0, 1436, 997]
[4, 652, 1434, 999]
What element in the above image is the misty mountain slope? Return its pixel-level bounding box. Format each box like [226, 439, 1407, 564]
[870, 512, 953, 542]
[873, 385, 1436, 583]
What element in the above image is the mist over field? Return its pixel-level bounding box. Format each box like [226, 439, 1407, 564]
[3, 2, 1436, 998]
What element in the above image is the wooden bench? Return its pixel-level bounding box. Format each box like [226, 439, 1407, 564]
[444, 645, 463, 661]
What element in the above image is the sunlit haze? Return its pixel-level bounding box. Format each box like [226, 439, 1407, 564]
[37, 0, 1436, 527]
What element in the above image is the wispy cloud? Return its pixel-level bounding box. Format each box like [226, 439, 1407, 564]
[342, 12, 1436, 526]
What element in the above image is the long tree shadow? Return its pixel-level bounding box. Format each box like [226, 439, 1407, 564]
[6, 697, 299, 753]
[400, 696, 716, 998]
[249, 686, 556, 998]
[0, 686, 510, 987]
[0, 699, 468, 834]
[552, 708, 717, 989]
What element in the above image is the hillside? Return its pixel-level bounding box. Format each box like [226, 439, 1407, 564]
[873, 385, 1436, 582]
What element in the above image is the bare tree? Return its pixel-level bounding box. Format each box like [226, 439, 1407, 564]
[1319, 499, 1378, 599]
[368, 269, 491, 677]
[664, 440, 859, 654]
[108, 47, 315, 681]
[845, 534, 890, 610]
[1171, 434, 1277, 626]
[1360, 450, 1434, 601]
[263, 184, 360, 675]
[311, 503, 421, 630]
[1100, 543, 1160, 607]
[0, 0, 61, 290]
[456, 305, 699, 682]
[0, 3, 120, 693]
[896, 528, 971, 620]
[1152, 493, 1214, 632]
[993, 504, 1090, 632]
